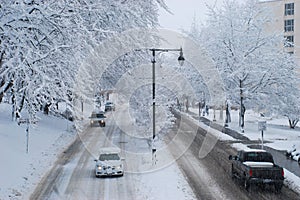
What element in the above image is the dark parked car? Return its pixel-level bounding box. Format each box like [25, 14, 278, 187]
[229, 149, 284, 192]
[89, 111, 106, 127]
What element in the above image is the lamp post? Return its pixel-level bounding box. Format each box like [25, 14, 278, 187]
[150, 47, 184, 164]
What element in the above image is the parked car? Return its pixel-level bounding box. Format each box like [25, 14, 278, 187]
[291, 150, 300, 165]
[285, 145, 300, 165]
[229, 149, 284, 192]
[285, 144, 296, 159]
[94, 148, 124, 177]
[89, 111, 106, 127]
[105, 102, 115, 111]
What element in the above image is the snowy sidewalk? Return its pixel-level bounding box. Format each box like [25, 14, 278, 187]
[184, 107, 300, 194]
[189, 107, 300, 152]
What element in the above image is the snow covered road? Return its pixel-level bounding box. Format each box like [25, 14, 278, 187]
[30, 113, 196, 200]
[30, 110, 300, 200]
[169, 112, 300, 200]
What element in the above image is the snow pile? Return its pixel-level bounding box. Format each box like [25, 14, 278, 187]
[284, 169, 300, 194]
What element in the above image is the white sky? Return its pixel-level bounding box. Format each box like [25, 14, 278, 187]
[158, 0, 223, 31]
[158, 0, 248, 31]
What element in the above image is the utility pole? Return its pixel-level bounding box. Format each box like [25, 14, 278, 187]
[149, 47, 185, 165]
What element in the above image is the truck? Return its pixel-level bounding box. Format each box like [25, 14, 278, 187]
[229, 149, 284, 192]
[89, 111, 106, 127]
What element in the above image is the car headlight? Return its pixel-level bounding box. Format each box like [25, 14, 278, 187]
[97, 166, 102, 170]
[116, 165, 122, 170]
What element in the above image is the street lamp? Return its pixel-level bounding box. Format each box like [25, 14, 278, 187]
[150, 47, 184, 163]
[177, 48, 185, 66]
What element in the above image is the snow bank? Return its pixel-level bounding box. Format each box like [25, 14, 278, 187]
[186, 108, 300, 195]
[284, 169, 300, 194]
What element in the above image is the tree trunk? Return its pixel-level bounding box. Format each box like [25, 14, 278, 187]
[225, 100, 231, 127]
[240, 79, 245, 132]
[185, 97, 189, 112]
[18, 91, 26, 113]
[0, 80, 13, 103]
[43, 103, 51, 115]
[289, 119, 299, 129]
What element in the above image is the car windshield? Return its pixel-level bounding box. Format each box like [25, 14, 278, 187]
[244, 152, 274, 163]
[91, 113, 104, 118]
[99, 153, 120, 161]
[96, 114, 104, 118]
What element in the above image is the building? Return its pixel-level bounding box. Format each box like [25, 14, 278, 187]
[260, 0, 300, 63]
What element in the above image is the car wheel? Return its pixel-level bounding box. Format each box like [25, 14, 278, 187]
[298, 158, 300, 165]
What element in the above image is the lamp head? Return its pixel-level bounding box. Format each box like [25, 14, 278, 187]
[178, 47, 185, 66]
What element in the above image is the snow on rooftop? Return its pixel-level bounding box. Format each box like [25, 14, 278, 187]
[99, 147, 121, 154]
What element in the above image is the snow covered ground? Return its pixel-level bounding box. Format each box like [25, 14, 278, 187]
[189, 108, 300, 152]
[189, 107, 300, 194]
[0, 102, 196, 200]
[1, 101, 300, 199]
[0, 104, 76, 200]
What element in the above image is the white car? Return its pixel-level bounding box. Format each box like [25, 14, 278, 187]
[94, 148, 124, 177]
[291, 150, 300, 165]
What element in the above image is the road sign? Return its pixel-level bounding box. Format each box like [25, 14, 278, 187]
[258, 121, 267, 149]
[258, 121, 267, 131]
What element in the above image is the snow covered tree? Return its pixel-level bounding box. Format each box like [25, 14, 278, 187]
[188, 0, 300, 131]
[275, 92, 300, 129]
[0, 0, 76, 120]
[0, 0, 165, 122]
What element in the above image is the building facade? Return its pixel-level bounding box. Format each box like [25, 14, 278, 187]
[260, 0, 300, 63]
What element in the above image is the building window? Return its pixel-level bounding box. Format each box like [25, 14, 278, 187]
[284, 35, 294, 47]
[284, 19, 294, 32]
[285, 3, 294, 15]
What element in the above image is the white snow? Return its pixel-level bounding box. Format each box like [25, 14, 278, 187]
[132, 151, 197, 200]
[0, 102, 196, 200]
[189, 108, 300, 150]
[1, 101, 300, 199]
[243, 162, 274, 168]
[0, 103, 76, 200]
[189, 107, 300, 195]
[284, 169, 300, 194]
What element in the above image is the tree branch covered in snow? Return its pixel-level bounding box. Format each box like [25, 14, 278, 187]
[0, 0, 164, 122]
[187, 0, 300, 129]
